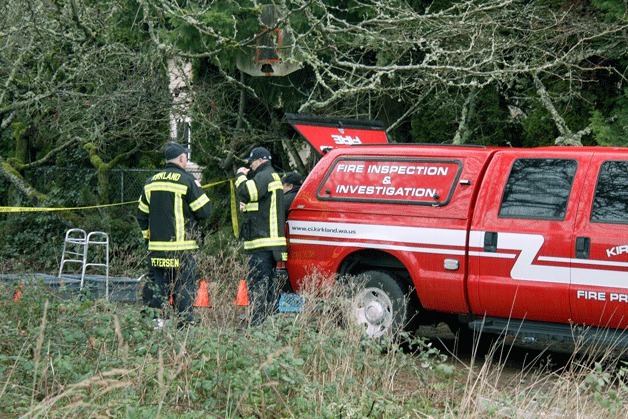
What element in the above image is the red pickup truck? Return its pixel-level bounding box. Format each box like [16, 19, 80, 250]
[284, 116, 628, 345]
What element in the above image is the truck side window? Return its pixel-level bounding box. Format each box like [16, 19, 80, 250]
[499, 158, 577, 220]
[591, 160, 628, 224]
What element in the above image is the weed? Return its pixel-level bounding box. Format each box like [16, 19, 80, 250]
[0, 244, 626, 417]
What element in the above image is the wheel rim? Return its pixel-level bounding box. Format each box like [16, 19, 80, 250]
[353, 287, 394, 338]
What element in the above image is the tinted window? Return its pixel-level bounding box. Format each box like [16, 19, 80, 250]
[499, 159, 577, 220]
[317, 157, 462, 206]
[591, 161, 628, 224]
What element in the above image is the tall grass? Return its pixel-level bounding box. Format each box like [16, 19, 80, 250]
[451, 333, 627, 417]
[0, 244, 626, 417]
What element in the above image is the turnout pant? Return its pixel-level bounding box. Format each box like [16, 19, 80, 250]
[246, 250, 280, 326]
[143, 251, 198, 324]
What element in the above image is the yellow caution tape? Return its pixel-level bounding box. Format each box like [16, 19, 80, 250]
[230, 179, 239, 238]
[201, 179, 231, 189]
[0, 202, 133, 213]
[204, 178, 239, 237]
[0, 178, 240, 238]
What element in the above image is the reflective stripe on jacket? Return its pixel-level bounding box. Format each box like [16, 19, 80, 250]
[236, 161, 287, 252]
[137, 163, 211, 254]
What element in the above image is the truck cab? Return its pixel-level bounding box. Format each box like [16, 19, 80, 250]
[468, 148, 628, 330]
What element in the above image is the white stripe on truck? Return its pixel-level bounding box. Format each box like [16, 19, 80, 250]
[289, 221, 628, 289]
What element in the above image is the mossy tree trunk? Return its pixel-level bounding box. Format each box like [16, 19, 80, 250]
[85, 142, 140, 205]
[1, 123, 47, 206]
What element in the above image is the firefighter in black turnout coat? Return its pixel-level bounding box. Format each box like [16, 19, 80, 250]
[137, 142, 211, 327]
[236, 146, 287, 326]
[281, 171, 303, 218]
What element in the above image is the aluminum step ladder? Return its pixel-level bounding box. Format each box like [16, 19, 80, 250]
[58, 228, 110, 300]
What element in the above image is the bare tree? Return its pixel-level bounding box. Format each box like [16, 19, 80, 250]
[0, 0, 172, 204]
[292, 0, 625, 141]
[2, 0, 625, 204]
[138, 0, 626, 146]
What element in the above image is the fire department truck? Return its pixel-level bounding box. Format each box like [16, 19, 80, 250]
[284, 114, 628, 345]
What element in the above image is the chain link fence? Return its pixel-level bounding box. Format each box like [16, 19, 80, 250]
[25, 167, 203, 205]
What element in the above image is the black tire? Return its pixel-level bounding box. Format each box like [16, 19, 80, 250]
[352, 270, 410, 338]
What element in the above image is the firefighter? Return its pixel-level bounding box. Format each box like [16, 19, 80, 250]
[137, 142, 211, 328]
[236, 146, 287, 326]
[281, 171, 303, 218]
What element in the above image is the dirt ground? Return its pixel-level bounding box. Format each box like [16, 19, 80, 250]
[417, 323, 627, 392]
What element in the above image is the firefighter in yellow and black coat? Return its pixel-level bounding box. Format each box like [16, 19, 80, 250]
[137, 142, 211, 328]
[236, 146, 287, 326]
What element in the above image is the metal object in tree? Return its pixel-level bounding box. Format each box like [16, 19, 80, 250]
[237, 4, 301, 77]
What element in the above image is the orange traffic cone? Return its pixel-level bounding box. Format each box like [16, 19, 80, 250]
[193, 280, 211, 308]
[234, 279, 249, 306]
[13, 284, 23, 302]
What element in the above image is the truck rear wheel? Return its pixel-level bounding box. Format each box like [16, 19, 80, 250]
[352, 270, 409, 338]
